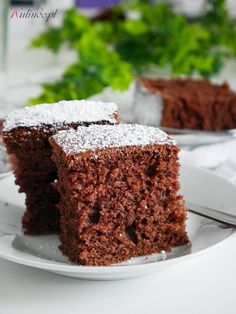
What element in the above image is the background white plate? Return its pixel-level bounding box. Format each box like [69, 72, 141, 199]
[0, 164, 235, 280]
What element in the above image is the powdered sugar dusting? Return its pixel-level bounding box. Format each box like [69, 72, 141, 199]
[3, 100, 118, 131]
[52, 124, 175, 154]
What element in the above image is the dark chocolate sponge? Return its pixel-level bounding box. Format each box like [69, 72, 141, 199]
[2, 100, 120, 235]
[50, 124, 188, 266]
[135, 77, 236, 131]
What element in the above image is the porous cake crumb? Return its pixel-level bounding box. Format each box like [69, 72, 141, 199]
[3, 100, 120, 235]
[50, 124, 188, 266]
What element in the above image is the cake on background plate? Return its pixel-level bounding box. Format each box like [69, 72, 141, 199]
[134, 77, 236, 131]
[2, 100, 120, 235]
[50, 124, 188, 266]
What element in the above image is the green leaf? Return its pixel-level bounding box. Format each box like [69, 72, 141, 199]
[29, 27, 62, 53]
[101, 61, 133, 90]
[122, 19, 148, 36]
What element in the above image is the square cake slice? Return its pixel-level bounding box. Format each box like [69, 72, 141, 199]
[2, 100, 120, 235]
[50, 124, 188, 266]
[134, 77, 236, 130]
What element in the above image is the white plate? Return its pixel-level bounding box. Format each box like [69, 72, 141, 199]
[0, 165, 235, 280]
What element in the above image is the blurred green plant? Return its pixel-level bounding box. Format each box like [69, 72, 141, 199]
[29, 0, 236, 104]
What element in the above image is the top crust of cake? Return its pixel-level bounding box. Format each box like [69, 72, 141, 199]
[138, 77, 233, 98]
[3, 100, 119, 132]
[51, 124, 175, 154]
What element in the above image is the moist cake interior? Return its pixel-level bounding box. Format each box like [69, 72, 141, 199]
[138, 77, 236, 130]
[50, 124, 188, 266]
[2, 100, 119, 234]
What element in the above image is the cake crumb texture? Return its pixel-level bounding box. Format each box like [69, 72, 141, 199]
[2, 100, 119, 234]
[50, 124, 188, 266]
[139, 77, 236, 130]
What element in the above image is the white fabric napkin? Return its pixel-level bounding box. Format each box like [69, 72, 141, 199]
[180, 139, 236, 184]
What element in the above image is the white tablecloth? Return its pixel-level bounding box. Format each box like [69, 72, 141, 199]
[181, 139, 236, 184]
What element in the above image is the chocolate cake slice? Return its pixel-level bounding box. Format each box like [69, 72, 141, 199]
[2, 100, 120, 235]
[134, 77, 236, 130]
[50, 124, 188, 266]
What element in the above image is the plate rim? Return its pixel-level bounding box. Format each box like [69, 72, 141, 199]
[0, 229, 235, 274]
